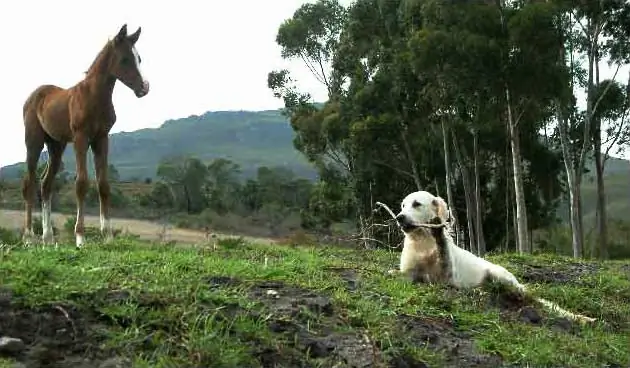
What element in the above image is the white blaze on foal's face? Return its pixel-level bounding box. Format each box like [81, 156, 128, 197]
[131, 45, 149, 93]
[395, 191, 448, 231]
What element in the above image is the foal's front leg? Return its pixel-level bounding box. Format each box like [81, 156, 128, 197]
[92, 135, 114, 243]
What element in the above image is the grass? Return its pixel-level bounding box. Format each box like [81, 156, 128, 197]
[0, 235, 628, 367]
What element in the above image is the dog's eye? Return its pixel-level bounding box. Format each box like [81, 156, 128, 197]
[412, 201, 421, 208]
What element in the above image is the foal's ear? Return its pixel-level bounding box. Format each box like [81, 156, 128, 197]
[114, 24, 128, 43]
[128, 27, 141, 45]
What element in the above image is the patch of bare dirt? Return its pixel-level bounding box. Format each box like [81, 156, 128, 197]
[249, 280, 382, 368]
[519, 262, 599, 285]
[0, 288, 121, 368]
[395, 314, 503, 368]
[247, 279, 514, 368]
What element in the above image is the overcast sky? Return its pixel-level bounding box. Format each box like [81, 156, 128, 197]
[0, 0, 627, 169]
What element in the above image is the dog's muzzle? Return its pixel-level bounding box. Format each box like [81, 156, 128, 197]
[396, 214, 416, 232]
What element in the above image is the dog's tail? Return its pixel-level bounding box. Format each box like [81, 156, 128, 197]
[534, 296, 596, 324]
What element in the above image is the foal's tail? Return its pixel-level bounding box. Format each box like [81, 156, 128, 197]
[535, 297, 597, 324]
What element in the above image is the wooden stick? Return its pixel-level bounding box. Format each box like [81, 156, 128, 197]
[374, 201, 447, 229]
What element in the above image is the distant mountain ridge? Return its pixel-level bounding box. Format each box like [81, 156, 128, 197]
[0, 109, 318, 181]
[2, 107, 629, 224]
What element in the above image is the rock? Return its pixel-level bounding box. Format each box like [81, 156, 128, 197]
[0, 336, 25, 355]
[305, 296, 334, 316]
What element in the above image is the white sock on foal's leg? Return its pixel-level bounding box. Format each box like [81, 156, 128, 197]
[41, 198, 55, 245]
[100, 212, 113, 243]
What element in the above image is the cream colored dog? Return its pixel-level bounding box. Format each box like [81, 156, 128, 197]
[388, 190, 596, 324]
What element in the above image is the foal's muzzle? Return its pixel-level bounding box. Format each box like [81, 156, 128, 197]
[135, 80, 150, 98]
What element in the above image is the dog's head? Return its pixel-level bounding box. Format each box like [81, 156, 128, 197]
[395, 191, 450, 233]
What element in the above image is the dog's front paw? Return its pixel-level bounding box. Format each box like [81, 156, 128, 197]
[387, 269, 399, 276]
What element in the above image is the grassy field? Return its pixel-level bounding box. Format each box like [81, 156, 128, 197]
[0, 209, 277, 246]
[0, 234, 627, 368]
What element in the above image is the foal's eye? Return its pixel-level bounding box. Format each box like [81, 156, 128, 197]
[412, 201, 421, 208]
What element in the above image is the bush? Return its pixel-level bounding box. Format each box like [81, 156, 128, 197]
[0, 227, 20, 244]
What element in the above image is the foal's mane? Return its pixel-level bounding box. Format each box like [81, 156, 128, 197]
[84, 39, 115, 76]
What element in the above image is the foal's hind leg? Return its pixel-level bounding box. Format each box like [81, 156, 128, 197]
[73, 134, 90, 247]
[40, 139, 66, 245]
[91, 135, 113, 243]
[21, 115, 45, 245]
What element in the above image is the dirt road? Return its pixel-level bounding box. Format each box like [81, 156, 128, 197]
[0, 209, 276, 245]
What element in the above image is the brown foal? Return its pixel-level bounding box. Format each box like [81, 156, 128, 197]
[21, 24, 150, 247]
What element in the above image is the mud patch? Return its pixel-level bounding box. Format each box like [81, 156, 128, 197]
[0, 288, 116, 368]
[249, 281, 382, 367]
[519, 262, 599, 285]
[396, 314, 503, 368]
[484, 282, 551, 327]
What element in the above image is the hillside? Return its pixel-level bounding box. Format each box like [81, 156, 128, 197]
[0, 232, 627, 367]
[0, 109, 317, 181]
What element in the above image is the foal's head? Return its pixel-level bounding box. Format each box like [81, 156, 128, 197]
[108, 24, 150, 98]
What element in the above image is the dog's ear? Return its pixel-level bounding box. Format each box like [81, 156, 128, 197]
[431, 196, 449, 222]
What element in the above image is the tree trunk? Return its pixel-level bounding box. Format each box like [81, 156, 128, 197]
[441, 120, 459, 245]
[506, 147, 519, 253]
[594, 148, 608, 259]
[592, 39, 608, 260]
[452, 130, 477, 254]
[401, 129, 422, 191]
[183, 184, 192, 214]
[472, 129, 486, 256]
[556, 106, 584, 258]
[505, 83, 530, 253]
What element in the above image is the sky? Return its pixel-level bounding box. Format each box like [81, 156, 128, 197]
[0, 0, 627, 169]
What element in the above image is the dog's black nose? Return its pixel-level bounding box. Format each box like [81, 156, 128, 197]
[395, 214, 405, 223]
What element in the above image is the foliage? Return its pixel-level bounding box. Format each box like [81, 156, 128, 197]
[269, 0, 569, 251]
[135, 156, 315, 236]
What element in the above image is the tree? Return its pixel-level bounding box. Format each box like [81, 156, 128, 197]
[156, 156, 208, 214]
[274, 0, 347, 97]
[270, 0, 564, 251]
[408, 0, 565, 254]
[205, 158, 242, 214]
[554, 0, 630, 258]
